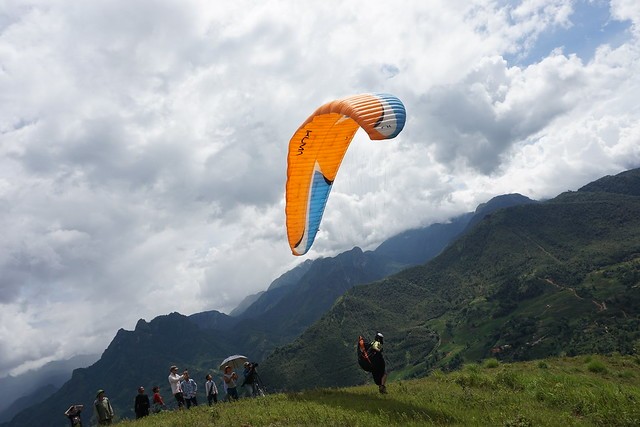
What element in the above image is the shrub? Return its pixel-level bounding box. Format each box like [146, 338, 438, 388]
[454, 371, 493, 389]
[483, 358, 500, 369]
[464, 363, 480, 373]
[618, 370, 635, 379]
[495, 370, 525, 391]
[503, 414, 533, 427]
[587, 360, 608, 374]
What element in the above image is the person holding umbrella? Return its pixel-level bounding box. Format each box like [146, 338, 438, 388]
[223, 365, 239, 401]
[219, 355, 247, 401]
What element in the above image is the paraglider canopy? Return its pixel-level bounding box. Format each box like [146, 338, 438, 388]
[285, 93, 406, 256]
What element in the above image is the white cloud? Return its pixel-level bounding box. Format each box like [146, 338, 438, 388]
[611, 0, 640, 33]
[1, 0, 639, 375]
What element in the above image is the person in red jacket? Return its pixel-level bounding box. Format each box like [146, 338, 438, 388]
[152, 385, 166, 413]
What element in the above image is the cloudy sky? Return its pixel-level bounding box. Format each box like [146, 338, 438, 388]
[1, 0, 639, 376]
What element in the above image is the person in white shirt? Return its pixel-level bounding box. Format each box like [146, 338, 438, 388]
[167, 365, 185, 409]
[205, 374, 219, 405]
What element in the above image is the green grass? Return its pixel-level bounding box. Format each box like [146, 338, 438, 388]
[117, 354, 640, 427]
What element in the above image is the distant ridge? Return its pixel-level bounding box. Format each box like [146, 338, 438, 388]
[232, 259, 314, 318]
[0, 354, 98, 423]
[578, 167, 640, 196]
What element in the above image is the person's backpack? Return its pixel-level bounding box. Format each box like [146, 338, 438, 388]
[357, 335, 374, 372]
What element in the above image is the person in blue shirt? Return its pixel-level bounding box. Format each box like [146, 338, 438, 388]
[242, 362, 261, 397]
[180, 370, 198, 408]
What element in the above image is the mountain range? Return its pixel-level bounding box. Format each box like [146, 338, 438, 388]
[260, 168, 640, 390]
[3, 169, 639, 426]
[0, 354, 98, 423]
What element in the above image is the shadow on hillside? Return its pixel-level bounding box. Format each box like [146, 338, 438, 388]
[284, 388, 456, 424]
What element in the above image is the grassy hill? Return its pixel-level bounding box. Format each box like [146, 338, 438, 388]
[260, 169, 640, 391]
[114, 354, 640, 426]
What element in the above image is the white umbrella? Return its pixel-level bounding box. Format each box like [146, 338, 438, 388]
[219, 354, 248, 371]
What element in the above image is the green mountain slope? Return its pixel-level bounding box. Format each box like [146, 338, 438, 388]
[226, 194, 535, 359]
[230, 259, 314, 317]
[578, 167, 640, 196]
[261, 169, 640, 391]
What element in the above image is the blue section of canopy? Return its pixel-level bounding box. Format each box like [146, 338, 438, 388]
[298, 168, 333, 254]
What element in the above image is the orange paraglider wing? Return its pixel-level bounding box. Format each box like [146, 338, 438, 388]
[285, 93, 406, 255]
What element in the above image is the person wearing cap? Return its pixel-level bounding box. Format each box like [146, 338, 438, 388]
[370, 332, 388, 394]
[93, 390, 114, 425]
[167, 365, 186, 409]
[134, 386, 150, 419]
[242, 361, 260, 397]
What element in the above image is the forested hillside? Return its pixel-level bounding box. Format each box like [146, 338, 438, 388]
[261, 169, 640, 391]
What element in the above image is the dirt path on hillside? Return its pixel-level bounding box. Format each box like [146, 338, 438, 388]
[543, 278, 607, 311]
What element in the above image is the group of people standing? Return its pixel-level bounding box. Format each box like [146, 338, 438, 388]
[167, 365, 204, 409]
[64, 362, 260, 426]
[68, 334, 385, 426]
[132, 385, 167, 419]
[167, 362, 261, 410]
[64, 389, 118, 426]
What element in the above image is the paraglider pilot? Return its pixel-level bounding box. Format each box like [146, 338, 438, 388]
[370, 332, 387, 394]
